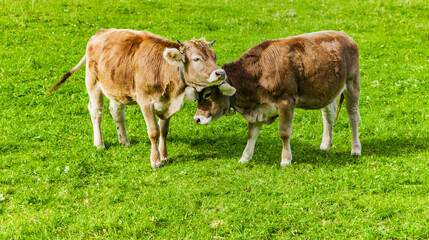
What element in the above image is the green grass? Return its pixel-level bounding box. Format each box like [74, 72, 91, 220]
[1, 0, 428, 238]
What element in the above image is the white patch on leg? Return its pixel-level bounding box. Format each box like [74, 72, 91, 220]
[347, 106, 361, 156]
[109, 100, 130, 146]
[320, 101, 336, 151]
[89, 105, 104, 149]
[239, 123, 261, 163]
[240, 138, 257, 163]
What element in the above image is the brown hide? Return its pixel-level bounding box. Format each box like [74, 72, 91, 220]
[223, 31, 359, 111]
[87, 29, 183, 106]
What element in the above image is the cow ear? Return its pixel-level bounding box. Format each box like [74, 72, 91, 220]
[219, 82, 236, 96]
[163, 48, 185, 67]
[185, 86, 198, 102]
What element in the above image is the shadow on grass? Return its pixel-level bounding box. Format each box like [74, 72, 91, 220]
[98, 116, 429, 167]
[362, 135, 429, 157]
[169, 132, 429, 166]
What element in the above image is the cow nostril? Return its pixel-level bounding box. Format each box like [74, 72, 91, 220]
[194, 118, 201, 124]
[216, 70, 226, 79]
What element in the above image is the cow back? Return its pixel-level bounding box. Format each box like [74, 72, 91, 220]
[86, 29, 182, 104]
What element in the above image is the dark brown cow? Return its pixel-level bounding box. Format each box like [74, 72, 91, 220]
[194, 31, 361, 166]
[48, 29, 226, 168]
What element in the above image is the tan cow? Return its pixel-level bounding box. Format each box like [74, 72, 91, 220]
[48, 29, 226, 168]
[194, 31, 361, 166]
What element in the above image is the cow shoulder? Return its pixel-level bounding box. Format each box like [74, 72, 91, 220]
[254, 39, 299, 98]
[134, 33, 181, 96]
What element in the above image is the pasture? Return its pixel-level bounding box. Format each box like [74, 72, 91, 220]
[1, 0, 428, 238]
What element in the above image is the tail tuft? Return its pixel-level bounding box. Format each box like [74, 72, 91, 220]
[47, 71, 72, 94]
[335, 93, 344, 122]
[47, 54, 86, 94]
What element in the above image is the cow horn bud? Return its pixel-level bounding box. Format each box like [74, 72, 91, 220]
[208, 40, 216, 47]
[177, 40, 185, 47]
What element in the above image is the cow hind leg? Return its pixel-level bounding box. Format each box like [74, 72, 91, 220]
[109, 100, 130, 146]
[320, 100, 337, 151]
[239, 122, 262, 163]
[345, 75, 361, 156]
[86, 81, 105, 149]
[140, 103, 161, 168]
[158, 118, 170, 163]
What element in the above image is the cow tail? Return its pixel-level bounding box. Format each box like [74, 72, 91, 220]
[335, 93, 344, 123]
[47, 55, 86, 93]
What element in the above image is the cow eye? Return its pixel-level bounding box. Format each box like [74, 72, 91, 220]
[192, 57, 201, 62]
[203, 91, 212, 99]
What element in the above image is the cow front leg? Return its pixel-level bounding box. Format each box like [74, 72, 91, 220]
[158, 118, 170, 163]
[140, 104, 161, 168]
[239, 122, 262, 163]
[109, 100, 130, 146]
[278, 99, 295, 167]
[320, 100, 337, 151]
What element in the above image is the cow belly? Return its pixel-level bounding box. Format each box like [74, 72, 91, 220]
[296, 85, 345, 110]
[239, 103, 278, 124]
[99, 84, 137, 105]
[296, 97, 335, 109]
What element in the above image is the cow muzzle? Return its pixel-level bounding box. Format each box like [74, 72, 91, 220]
[193, 115, 212, 125]
[208, 69, 226, 84]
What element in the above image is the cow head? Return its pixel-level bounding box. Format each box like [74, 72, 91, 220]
[193, 83, 236, 125]
[163, 39, 226, 95]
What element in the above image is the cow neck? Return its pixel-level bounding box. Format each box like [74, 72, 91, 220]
[179, 67, 187, 87]
[225, 76, 246, 115]
[226, 79, 237, 111]
[229, 92, 236, 110]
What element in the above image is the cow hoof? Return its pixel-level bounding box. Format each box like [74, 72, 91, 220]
[121, 141, 131, 147]
[151, 161, 162, 168]
[320, 143, 332, 151]
[161, 157, 169, 163]
[239, 157, 251, 163]
[95, 144, 106, 150]
[320, 146, 330, 151]
[351, 146, 361, 157]
[280, 159, 292, 167]
[351, 152, 361, 157]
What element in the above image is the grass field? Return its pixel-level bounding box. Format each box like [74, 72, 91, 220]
[1, 0, 428, 238]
